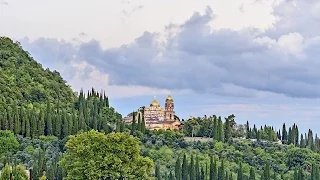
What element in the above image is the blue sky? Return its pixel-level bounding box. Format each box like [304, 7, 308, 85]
[1, 0, 320, 134]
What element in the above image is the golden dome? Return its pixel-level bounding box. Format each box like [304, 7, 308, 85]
[166, 93, 173, 101]
[150, 96, 160, 107]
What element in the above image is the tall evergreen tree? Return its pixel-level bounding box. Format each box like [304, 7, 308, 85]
[20, 108, 26, 136]
[131, 112, 136, 135]
[25, 115, 31, 137]
[218, 160, 224, 180]
[137, 113, 142, 132]
[224, 119, 231, 142]
[182, 154, 188, 180]
[210, 156, 214, 180]
[213, 117, 218, 141]
[249, 167, 255, 180]
[300, 134, 305, 148]
[195, 156, 200, 180]
[38, 110, 45, 136]
[237, 162, 243, 180]
[190, 155, 196, 180]
[263, 162, 270, 180]
[62, 111, 69, 138]
[155, 163, 161, 180]
[218, 117, 224, 142]
[55, 114, 62, 138]
[169, 171, 175, 180]
[246, 121, 250, 139]
[282, 123, 287, 143]
[175, 157, 181, 180]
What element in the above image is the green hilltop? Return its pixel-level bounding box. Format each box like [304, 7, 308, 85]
[0, 36, 75, 109]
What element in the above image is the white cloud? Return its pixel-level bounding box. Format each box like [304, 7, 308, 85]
[276, 32, 304, 57]
[67, 61, 172, 99]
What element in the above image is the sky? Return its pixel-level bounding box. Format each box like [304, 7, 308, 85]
[1, 0, 320, 134]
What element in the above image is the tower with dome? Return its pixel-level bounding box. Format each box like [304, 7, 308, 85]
[141, 93, 181, 130]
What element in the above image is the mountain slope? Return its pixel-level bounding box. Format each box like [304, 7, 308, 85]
[0, 37, 75, 108]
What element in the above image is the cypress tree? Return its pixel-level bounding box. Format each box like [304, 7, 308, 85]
[218, 117, 223, 142]
[137, 113, 142, 132]
[213, 117, 218, 141]
[55, 113, 62, 138]
[205, 162, 208, 180]
[25, 114, 31, 137]
[282, 123, 287, 143]
[131, 112, 136, 135]
[195, 155, 200, 180]
[13, 112, 20, 135]
[38, 110, 45, 136]
[229, 173, 233, 180]
[182, 154, 188, 180]
[237, 162, 243, 180]
[190, 155, 195, 180]
[92, 97, 98, 130]
[120, 121, 125, 132]
[175, 157, 181, 180]
[263, 162, 270, 180]
[293, 168, 298, 180]
[210, 156, 214, 180]
[45, 100, 53, 136]
[300, 134, 305, 148]
[295, 125, 299, 146]
[246, 121, 250, 139]
[272, 171, 276, 180]
[7, 108, 13, 131]
[30, 111, 37, 138]
[218, 160, 224, 180]
[213, 159, 218, 180]
[200, 166, 205, 180]
[298, 168, 303, 180]
[20, 108, 26, 136]
[224, 119, 231, 142]
[315, 165, 320, 180]
[155, 163, 161, 180]
[249, 167, 255, 180]
[79, 110, 85, 131]
[68, 113, 73, 135]
[3, 109, 9, 130]
[72, 110, 78, 134]
[0, 113, 2, 130]
[311, 164, 315, 180]
[224, 171, 229, 180]
[288, 127, 292, 145]
[141, 116, 146, 134]
[62, 111, 69, 138]
[169, 171, 175, 180]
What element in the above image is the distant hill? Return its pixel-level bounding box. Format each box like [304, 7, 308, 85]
[0, 37, 75, 109]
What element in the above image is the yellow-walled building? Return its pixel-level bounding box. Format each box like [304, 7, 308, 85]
[141, 94, 181, 130]
[124, 94, 181, 131]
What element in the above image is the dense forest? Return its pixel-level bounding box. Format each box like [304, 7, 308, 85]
[1, 36, 320, 180]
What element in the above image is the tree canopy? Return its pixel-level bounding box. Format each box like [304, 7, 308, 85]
[59, 130, 154, 179]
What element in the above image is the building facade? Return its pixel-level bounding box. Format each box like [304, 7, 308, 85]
[142, 94, 180, 130]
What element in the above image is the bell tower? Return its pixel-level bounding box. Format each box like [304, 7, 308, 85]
[164, 93, 175, 120]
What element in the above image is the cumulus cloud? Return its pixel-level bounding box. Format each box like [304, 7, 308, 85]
[19, 0, 320, 99]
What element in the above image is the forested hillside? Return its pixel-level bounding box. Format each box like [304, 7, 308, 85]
[0, 37, 75, 109]
[0, 37, 126, 179]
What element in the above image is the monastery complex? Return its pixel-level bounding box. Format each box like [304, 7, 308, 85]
[124, 94, 181, 130]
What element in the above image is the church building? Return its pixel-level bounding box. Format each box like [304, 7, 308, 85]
[141, 94, 181, 130]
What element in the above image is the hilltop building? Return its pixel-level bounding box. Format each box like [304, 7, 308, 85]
[124, 94, 181, 130]
[142, 94, 180, 130]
